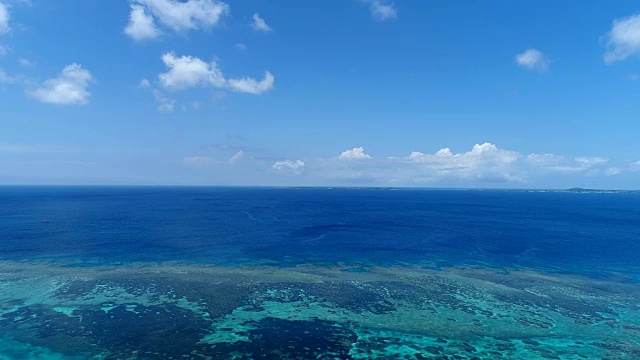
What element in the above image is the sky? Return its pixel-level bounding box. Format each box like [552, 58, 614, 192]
[1, 0, 640, 188]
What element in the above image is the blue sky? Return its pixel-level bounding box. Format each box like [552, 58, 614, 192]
[1, 0, 640, 188]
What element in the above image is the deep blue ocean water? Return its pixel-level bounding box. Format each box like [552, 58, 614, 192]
[1, 186, 639, 274]
[2, 186, 640, 359]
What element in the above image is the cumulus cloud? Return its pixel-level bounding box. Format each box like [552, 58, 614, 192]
[338, 147, 373, 160]
[515, 48, 550, 72]
[29, 64, 93, 105]
[228, 150, 243, 163]
[409, 143, 522, 181]
[124, 0, 229, 41]
[363, 0, 397, 21]
[227, 71, 274, 94]
[272, 160, 305, 175]
[158, 52, 225, 90]
[157, 52, 274, 94]
[307, 143, 620, 185]
[251, 13, 272, 32]
[124, 4, 160, 41]
[178, 143, 623, 186]
[603, 13, 640, 64]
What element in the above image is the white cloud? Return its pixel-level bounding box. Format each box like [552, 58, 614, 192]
[364, 0, 397, 21]
[157, 52, 274, 94]
[138, 77, 175, 112]
[515, 48, 550, 72]
[338, 147, 373, 160]
[152, 89, 175, 112]
[603, 14, 640, 64]
[575, 156, 608, 167]
[124, 4, 160, 41]
[527, 154, 609, 173]
[235, 43, 247, 50]
[125, 0, 229, 40]
[409, 143, 522, 181]
[29, 64, 93, 105]
[182, 156, 216, 166]
[251, 13, 272, 32]
[139, 78, 151, 88]
[228, 150, 243, 163]
[272, 160, 305, 175]
[17, 58, 33, 66]
[605, 167, 621, 176]
[0, 144, 68, 153]
[158, 52, 225, 90]
[227, 71, 274, 94]
[0, 1, 10, 34]
[0, 68, 18, 83]
[308, 144, 621, 185]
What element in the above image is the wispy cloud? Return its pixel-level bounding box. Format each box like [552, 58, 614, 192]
[515, 48, 550, 72]
[228, 150, 243, 163]
[182, 156, 217, 166]
[17, 58, 33, 66]
[0, 1, 10, 34]
[152, 89, 175, 112]
[0, 68, 19, 84]
[527, 154, 608, 173]
[0, 1, 9, 54]
[363, 0, 397, 21]
[250, 13, 272, 32]
[206, 143, 243, 151]
[603, 13, 640, 64]
[138, 78, 176, 112]
[0, 144, 69, 153]
[124, 0, 230, 41]
[28, 63, 93, 105]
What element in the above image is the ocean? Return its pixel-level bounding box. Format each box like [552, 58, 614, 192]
[0, 187, 639, 359]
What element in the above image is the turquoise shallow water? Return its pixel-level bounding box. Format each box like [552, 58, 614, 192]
[0, 262, 639, 359]
[1, 187, 639, 358]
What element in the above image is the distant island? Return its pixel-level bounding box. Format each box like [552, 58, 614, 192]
[564, 187, 639, 193]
